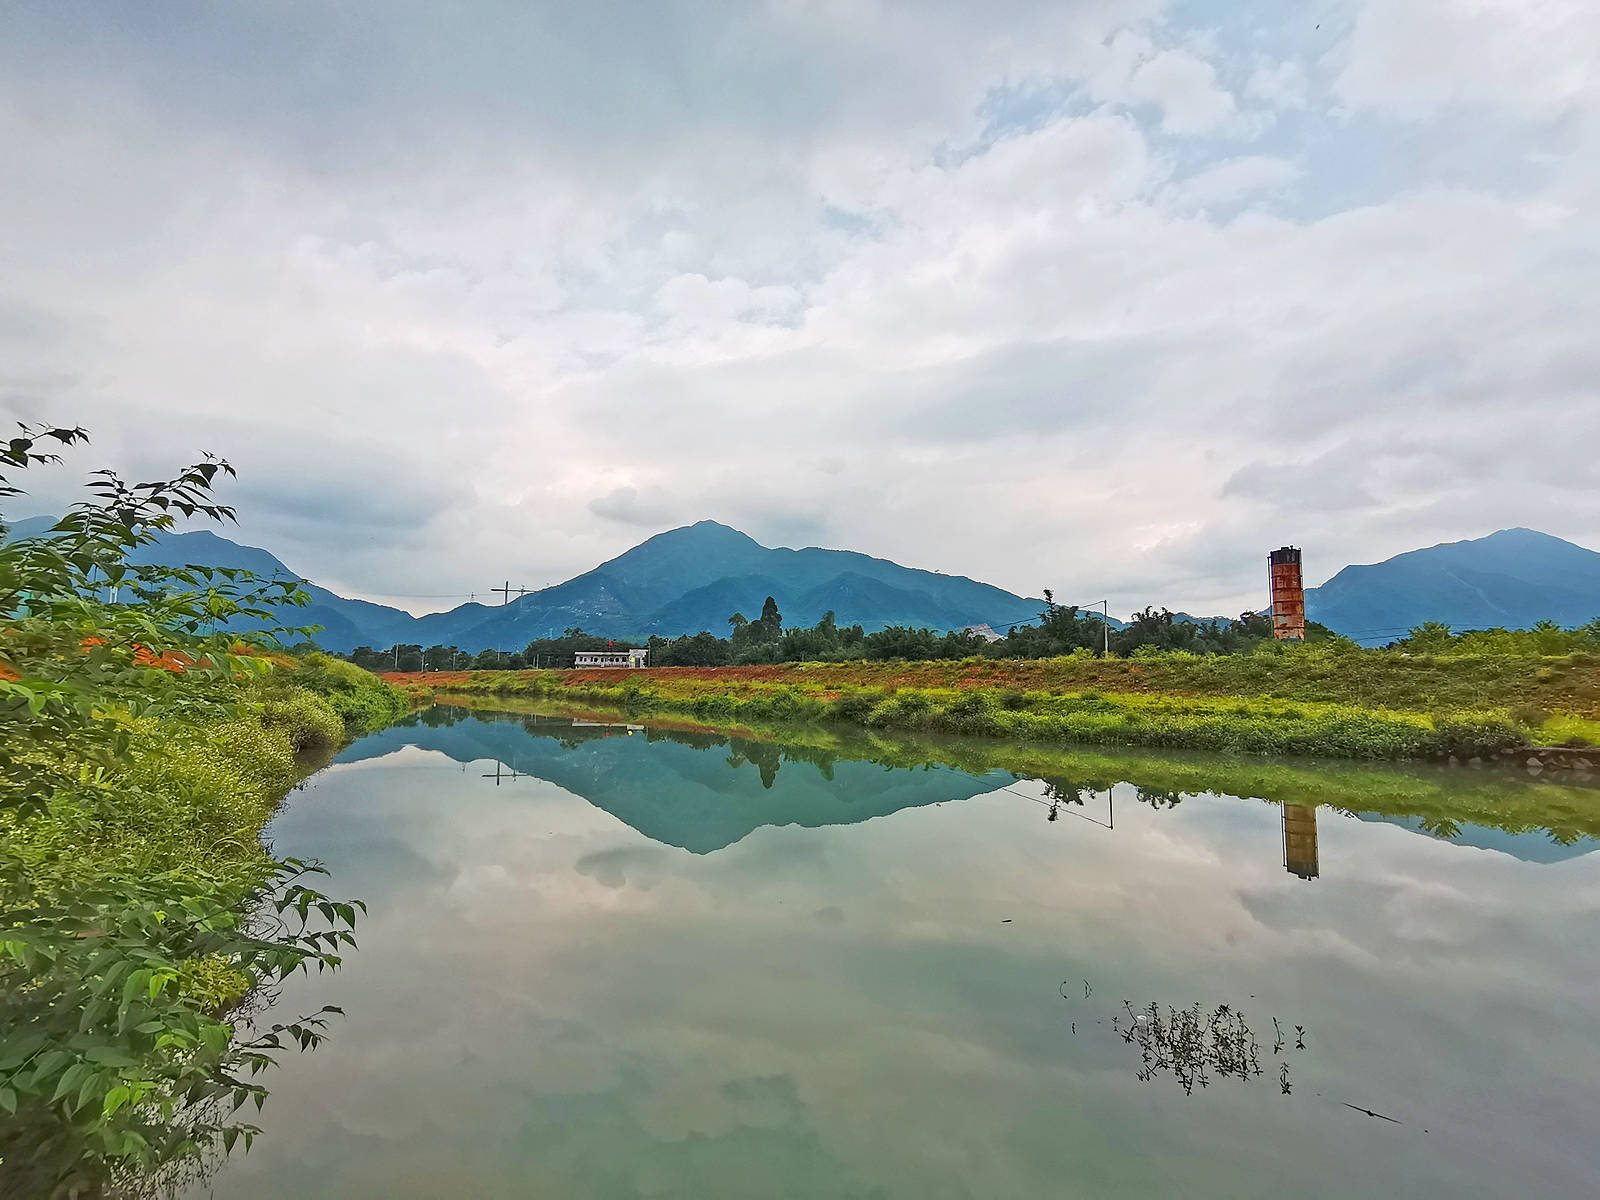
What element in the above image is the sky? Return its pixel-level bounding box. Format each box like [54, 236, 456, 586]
[2, 0, 1597, 618]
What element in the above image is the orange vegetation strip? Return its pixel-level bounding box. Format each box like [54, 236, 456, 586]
[379, 661, 1197, 696]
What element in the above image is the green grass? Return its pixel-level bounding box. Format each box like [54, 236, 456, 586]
[419, 670, 1546, 762]
[286, 652, 412, 734]
[1530, 713, 1600, 747]
[4, 660, 406, 1011]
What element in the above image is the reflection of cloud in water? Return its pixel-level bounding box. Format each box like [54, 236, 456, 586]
[576, 845, 675, 891]
[210, 711, 1600, 1200]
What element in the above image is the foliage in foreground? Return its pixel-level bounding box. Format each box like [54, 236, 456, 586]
[0, 427, 394, 1196]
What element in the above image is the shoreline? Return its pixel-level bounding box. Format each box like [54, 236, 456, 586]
[380, 656, 1600, 770]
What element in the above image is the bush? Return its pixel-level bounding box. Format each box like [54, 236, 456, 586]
[262, 688, 346, 757]
[933, 690, 1003, 736]
[290, 652, 409, 732]
[1509, 703, 1551, 729]
[1424, 717, 1525, 759]
[831, 690, 882, 722]
[944, 690, 995, 719]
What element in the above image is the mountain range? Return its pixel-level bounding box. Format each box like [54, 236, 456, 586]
[1305, 527, 1600, 642]
[4, 515, 1044, 652]
[5, 516, 1596, 651]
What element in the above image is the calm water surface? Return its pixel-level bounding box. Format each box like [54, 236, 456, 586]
[196, 707, 1600, 1198]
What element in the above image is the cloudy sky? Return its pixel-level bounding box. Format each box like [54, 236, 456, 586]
[3, 1, 1596, 617]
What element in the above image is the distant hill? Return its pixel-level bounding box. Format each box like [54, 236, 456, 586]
[1306, 528, 1600, 643]
[11, 512, 1594, 653]
[3, 516, 1045, 652]
[409, 520, 1046, 651]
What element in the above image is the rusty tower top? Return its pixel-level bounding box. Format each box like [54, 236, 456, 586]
[1268, 546, 1305, 642]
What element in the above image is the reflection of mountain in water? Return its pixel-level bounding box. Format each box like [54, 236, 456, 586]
[1353, 813, 1597, 863]
[337, 710, 1011, 854]
[337, 709, 1597, 866]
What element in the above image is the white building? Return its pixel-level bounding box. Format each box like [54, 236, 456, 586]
[573, 648, 649, 669]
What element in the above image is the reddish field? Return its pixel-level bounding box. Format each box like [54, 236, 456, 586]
[380, 660, 1190, 694]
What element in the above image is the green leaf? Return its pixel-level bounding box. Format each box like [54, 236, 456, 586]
[51, 1062, 92, 1104]
[102, 1085, 131, 1118]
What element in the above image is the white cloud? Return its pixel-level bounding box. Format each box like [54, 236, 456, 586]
[1, 1, 1597, 619]
[1333, 0, 1599, 120]
[1127, 48, 1237, 134]
[588, 485, 681, 527]
[1246, 60, 1310, 110]
[1170, 156, 1302, 209]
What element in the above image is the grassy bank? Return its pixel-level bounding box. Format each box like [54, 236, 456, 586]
[387, 643, 1600, 762]
[279, 651, 412, 737]
[1, 430, 419, 1192]
[1, 657, 407, 1194]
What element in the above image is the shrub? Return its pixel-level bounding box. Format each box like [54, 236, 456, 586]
[831, 690, 882, 722]
[291, 652, 409, 733]
[1424, 717, 1525, 759]
[1508, 703, 1551, 729]
[262, 688, 345, 757]
[933, 690, 1003, 736]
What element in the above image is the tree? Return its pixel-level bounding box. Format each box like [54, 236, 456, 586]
[729, 598, 784, 661]
[1402, 621, 1454, 654]
[758, 596, 783, 641]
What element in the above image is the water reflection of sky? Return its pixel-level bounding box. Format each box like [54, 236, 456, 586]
[206, 713, 1600, 1199]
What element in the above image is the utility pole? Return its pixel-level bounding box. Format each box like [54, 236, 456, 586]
[491, 582, 529, 605]
[1085, 600, 1111, 657]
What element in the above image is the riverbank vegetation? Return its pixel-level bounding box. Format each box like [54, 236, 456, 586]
[1, 428, 405, 1196]
[387, 637, 1600, 763]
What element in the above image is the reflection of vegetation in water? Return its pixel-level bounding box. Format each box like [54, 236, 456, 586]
[727, 741, 784, 788]
[1136, 787, 1184, 810]
[1069, 992, 1307, 1097]
[427, 695, 1600, 848]
[1041, 779, 1084, 806]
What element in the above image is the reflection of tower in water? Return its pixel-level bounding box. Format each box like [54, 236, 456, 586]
[1281, 805, 1319, 879]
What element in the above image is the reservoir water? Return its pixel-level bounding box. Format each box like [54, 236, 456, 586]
[194, 705, 1600, 1198]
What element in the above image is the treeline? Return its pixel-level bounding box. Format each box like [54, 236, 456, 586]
[343, 600, 1600, 675]
[1390, 620, 1600, 657]
[650, 594, 1336, 664]
[345, 627, 629, 673]
[344, 591, 1342, 671]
